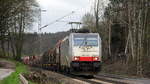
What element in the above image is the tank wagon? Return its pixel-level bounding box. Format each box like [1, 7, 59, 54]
[42, 33, 102, 76]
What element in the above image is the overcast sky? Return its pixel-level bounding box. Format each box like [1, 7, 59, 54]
[33, 0, 109, 33]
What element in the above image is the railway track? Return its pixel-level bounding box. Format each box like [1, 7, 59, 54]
[63, 73, 129, 84]
[29, 67, 134, 84]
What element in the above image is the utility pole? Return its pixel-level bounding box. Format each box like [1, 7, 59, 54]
[38, 8, 46, 55]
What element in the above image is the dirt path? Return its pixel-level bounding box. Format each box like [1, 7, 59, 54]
[0, 58, 15, 80]
[0, 69, 14, 80]
[0, 59, 15, 69]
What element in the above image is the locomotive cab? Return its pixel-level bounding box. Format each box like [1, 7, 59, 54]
[58, 33, 102, 76]
[70, 33, 102, 75]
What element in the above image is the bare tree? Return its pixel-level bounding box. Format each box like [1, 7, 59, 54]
[0, 0, 39, 60]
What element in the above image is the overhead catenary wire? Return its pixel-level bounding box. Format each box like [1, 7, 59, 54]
[39, 0, 92, 31]
[40, 1, 92, 27]
[39, 11, 75, 30]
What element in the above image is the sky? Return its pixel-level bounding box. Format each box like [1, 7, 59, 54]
[32, 0, 109, 33]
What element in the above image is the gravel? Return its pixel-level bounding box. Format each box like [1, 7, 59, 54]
[25, 68, 86, 84]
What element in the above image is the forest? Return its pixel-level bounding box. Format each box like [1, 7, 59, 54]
[0, 0, 150, 77]
[0, 0, 39, 60]
[82, 0, 150, 77]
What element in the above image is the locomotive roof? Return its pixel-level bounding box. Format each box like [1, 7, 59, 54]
[70, 33, 100, 36]
[71, 33, 99, 34]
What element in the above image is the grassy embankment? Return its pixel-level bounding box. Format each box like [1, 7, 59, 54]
[0, 60, 35, 84]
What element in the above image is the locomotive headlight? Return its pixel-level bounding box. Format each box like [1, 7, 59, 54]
[93, 57, 99, 61]
[73, 56, 80, 61]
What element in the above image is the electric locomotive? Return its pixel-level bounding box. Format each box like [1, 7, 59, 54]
[58, 33, 102, 75]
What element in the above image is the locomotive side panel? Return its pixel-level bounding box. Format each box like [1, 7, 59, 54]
[60, 37, 71, 68]
[55, 48, 60, 66]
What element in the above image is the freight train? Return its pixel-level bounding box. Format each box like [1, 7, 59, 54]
[41, 32, 102, 76]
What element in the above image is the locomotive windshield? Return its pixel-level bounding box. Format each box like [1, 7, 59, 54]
[74, 35, 98, 46]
